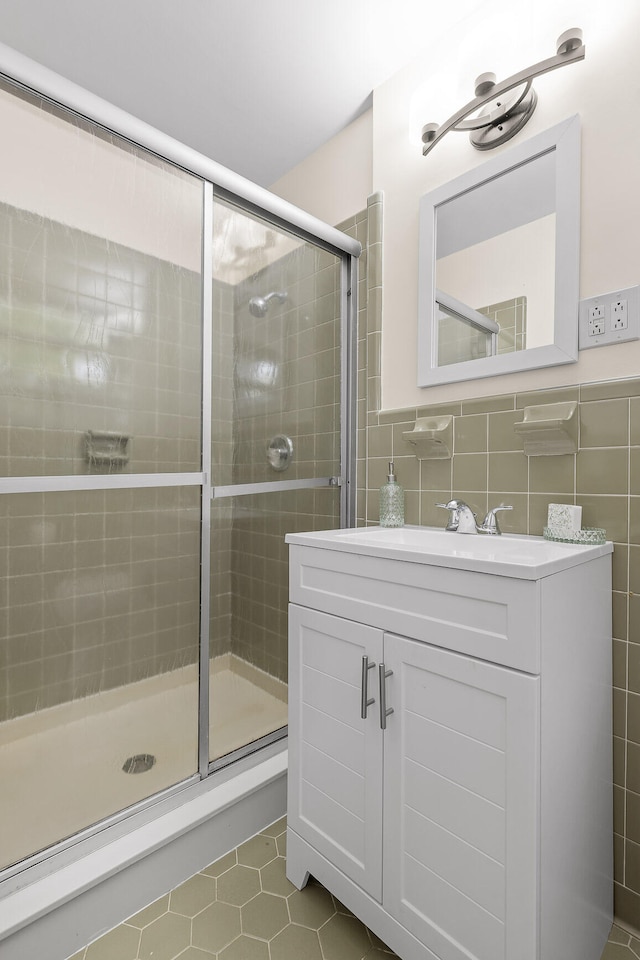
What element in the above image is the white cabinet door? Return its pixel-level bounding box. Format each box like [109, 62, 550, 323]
[383, 634, 539, 960]
[288, 605, 384, 900]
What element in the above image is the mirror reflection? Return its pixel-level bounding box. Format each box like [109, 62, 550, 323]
[435, 150, 556, 367]
[417, 116, 580, 387]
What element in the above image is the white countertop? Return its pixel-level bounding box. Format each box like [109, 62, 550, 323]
[286, 525, 613, 579]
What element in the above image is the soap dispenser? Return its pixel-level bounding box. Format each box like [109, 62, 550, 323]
[379, 461, 405, 528]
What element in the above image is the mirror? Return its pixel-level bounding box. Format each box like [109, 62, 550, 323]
[417, 115, 580, 387]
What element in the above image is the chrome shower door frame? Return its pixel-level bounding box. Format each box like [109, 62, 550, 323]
[0, 44, 361, 880]
[200, 183, 359, 773]
[0, 42, 360, 882]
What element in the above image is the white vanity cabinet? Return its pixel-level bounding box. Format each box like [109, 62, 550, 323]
[285, 527, 613, 960]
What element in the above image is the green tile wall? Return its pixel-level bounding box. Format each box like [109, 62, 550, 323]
[0, 201, 202, 478]
[1, 201, 352, 715]
[0, 486, 201, 721]
[224, 233, 354, 683]
[210, 278, 235, 660]
[1, 204, 203, 720]
[356, 194, 640, 930]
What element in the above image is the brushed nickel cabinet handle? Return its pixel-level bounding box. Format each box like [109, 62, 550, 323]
[360, 655, 376, 719]
[379, 663, 394, 729]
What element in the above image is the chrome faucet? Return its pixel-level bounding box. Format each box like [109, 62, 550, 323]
[435, 499, 477, 533]
[477, 504, 513, 535]
[436, 500, 513, 535]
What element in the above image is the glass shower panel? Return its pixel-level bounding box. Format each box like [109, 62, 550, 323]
[0, 59, 356, 877]
[212, 198, 342, 487]
[209, 487, 340, 763]
[437, 308, 492, 366]
[0, 486, 201, 870]
[0, 78, 203, 477]
[209, 199, 345, 764]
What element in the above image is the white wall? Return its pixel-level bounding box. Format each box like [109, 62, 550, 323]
[436, 216, 556, 349]
[0, 84, 202, 271]
[272, 0, 640, 411]
[375, 0, 640, 409]
[0, 82, 311, 286]
[270, 109, 373, 228]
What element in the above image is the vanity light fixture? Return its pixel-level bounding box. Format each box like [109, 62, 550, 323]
[421, 28, 585, 156]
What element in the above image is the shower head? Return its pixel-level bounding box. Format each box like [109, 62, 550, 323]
[248, 290, 288, 318]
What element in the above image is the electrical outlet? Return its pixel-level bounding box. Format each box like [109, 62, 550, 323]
[579, 285, 640, 349]
[612, 299, 628, 330]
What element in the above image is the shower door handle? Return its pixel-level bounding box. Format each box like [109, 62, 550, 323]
[378, 663, 394, 730]
[360, 656, 376, 719]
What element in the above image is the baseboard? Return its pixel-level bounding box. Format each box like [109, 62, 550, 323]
[613, 915, 640, 940]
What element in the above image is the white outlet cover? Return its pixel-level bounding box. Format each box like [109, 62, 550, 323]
[579, 284, 640, 349]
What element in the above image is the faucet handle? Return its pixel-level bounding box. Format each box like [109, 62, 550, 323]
[436, 499, 478, 532]
[480, 504, 513, 535]
[435, 501, 459, 531]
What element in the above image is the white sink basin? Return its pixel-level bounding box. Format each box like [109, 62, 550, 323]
[286, 524, 612, 579]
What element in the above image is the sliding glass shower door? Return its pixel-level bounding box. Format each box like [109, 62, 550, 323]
[0, 76, 205, 870]
[0, 69, 356, 876]
[207, 198, 345, 764]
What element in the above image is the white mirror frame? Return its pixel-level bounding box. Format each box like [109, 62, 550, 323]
[417, 114, 581, 387]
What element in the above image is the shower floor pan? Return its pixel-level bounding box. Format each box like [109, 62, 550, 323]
[0, 655, 287, 872]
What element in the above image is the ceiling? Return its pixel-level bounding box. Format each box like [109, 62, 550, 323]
[0, 0, 485, 187]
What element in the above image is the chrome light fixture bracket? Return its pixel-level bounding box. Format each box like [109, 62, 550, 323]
[421, 28, 584, 156]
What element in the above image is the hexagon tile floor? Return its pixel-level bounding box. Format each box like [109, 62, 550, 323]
[69, 817, 637, 960]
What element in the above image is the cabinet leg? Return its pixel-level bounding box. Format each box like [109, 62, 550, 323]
[285, 827, 311, 890]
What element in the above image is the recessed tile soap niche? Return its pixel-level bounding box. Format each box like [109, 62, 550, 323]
[85, 430, 131, 469]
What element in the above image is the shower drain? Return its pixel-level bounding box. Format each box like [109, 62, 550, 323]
[122, 753, 156, 774]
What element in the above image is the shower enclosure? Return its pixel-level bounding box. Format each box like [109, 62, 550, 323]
[0, 57, 358, 882]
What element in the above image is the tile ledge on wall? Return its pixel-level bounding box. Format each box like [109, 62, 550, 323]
[580, 375, 640, 402]
[372, 375, 640, 423]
